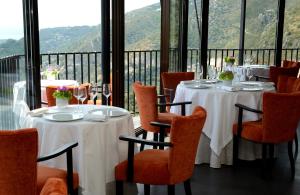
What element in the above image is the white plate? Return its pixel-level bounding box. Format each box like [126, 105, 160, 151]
[201, 79, 219, 84]
[88, 107, 129, 117]
[239, 81, 261, 86]
[43, 113, 84, 122]
[186, 84, 211, 89]
[242, 87, 263, 91]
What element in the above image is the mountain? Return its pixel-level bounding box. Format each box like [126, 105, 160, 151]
[0, 0, 299, 58]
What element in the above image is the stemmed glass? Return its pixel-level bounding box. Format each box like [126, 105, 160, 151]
[198, 65, 203, 79]
[78, 87, 87, 104]
[73, 84, 82, 112]
[102, 83, 111, 107]
[246, 67, 253, 81]
[89, 82, 98, 105]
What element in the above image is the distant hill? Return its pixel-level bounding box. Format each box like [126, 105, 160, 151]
[0, 0, 299, 58]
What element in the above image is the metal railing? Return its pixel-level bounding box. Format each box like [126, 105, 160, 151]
[0, 48, 299, 129]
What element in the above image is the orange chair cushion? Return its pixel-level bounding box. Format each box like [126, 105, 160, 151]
[40, 178, 67, 195]
[115, 149, 171, 185]
[37, 165, 79, 194]
[232, 120, 263, 142]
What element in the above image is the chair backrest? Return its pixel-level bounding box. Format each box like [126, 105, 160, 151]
[282, 60, 300, 68]
[46, 83, 90, 106]
[277, 76, 300, 93]
[132, 82, 159, 132]
[168, 106, 206, 184]
[161, 72, 195, 101]
[0, 128, 38, 195]
[262, 92, 300, 143]
[269, 66, 299, 86]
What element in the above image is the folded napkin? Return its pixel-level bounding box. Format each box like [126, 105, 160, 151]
[220, 86, 241, 92]
[28, 107, 49, 117]
[84, 113, 107, 122]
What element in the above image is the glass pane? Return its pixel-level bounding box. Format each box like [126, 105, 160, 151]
[282, 0, 299, 61]
[208, 0, 241, 70]
[244, 0, 277, 65]
[0, 0, 25, 129]
[125, 0, 161, 112]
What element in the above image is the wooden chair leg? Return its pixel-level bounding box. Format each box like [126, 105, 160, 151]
[168, 185, 175, 195]
[140, 131, 147, 152]
[184, 179, 192, 195]
[295, 133, 298, 161]
[232, 135, 239, 167]
[116, 180, 123, 195]
[144, 184, 150, 195]
[288, 141, 295, 180]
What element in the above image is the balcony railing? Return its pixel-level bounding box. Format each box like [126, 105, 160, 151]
[1, 48, 299, 128]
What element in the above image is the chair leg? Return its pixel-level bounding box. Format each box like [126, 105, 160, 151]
[261, 143, 267, 179]
[144, 184, 150, 195]
[140, 131, 148, 152]
[183, 179, 192, 195]
[269, 144, 274, 176]
[116, 180, 123, 195]
[295, 133, 298, 161]
[168, 185, 175, 195]
[288, 141, 295, 180]
[153, 133, 158, 149]
[232, 135, 239, 167]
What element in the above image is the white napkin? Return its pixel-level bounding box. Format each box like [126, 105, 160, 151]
[84, 113, 108, 122]
[28, 107, 49, 117]
[220, 86, 241, 92]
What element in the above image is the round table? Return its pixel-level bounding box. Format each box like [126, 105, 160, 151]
[24, 105, 134, 195]
[170, 81, 275, 168]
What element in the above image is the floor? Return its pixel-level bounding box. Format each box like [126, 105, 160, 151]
[134, 143, 300, 195]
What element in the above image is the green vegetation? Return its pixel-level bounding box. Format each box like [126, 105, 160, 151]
[219, 71, 234, 81]
[0, 0, 299, 58]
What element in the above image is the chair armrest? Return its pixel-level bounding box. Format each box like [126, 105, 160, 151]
[235, 103, 263, 114]
[254, 75, 270, 81]
[157, 101, 192, 107]
[41, 101, 48, 105]
[157, 94, 170, 99]
[150, 121, 171, 128]
[119, 135, 172, 147]
[37, 142, 78, 162]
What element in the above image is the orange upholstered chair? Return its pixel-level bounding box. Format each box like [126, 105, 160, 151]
[277, 76, 300, 93]
[255, 66, 299, 86]
[282, 60, 300, 68]
[232, 92, 300, 180]
[0, 128, 79, 194]
[45, 83, 90, 106]
[115, 106, 206, 195]
[161, 72, 195, 103]
[133, 82, 191, 151]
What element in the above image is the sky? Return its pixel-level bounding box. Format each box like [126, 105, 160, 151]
[0, 0, 159, 40]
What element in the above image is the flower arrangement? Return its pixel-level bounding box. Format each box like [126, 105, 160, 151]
[53, 86, 72, 100]
[218, 71, 234, 81]
[41, 64, 63, 80]
[224, 56, 236, 65]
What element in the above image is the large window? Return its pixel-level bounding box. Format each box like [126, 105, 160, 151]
[0, 0, 25, 129]
[282, 0, 299, 61]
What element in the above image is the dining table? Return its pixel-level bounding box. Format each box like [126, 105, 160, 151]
[23, 105, 135, 195]
[170, 80, 275, 168]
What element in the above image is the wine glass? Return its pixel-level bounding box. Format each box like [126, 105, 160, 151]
[78, 87, 87, 105]
[89, 83, 98, 105]
[246, 67, 253, 81]
[103, 83, 111, 107]
[73, 84, 82, 112]
[198, 65, 203, 79]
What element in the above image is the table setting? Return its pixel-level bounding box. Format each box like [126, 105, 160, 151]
[23, 104, 134, 195]
[171, 77, 275, 168]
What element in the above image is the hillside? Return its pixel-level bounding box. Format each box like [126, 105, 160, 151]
[0, 0, 299, 58]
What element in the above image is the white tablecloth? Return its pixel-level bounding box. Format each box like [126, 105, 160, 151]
[170, 82, 274, 168]
[24, 105, 134, 195]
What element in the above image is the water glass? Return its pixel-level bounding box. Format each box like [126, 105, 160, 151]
[89, 83, 98, 104]
[103, 83, 111, 106]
